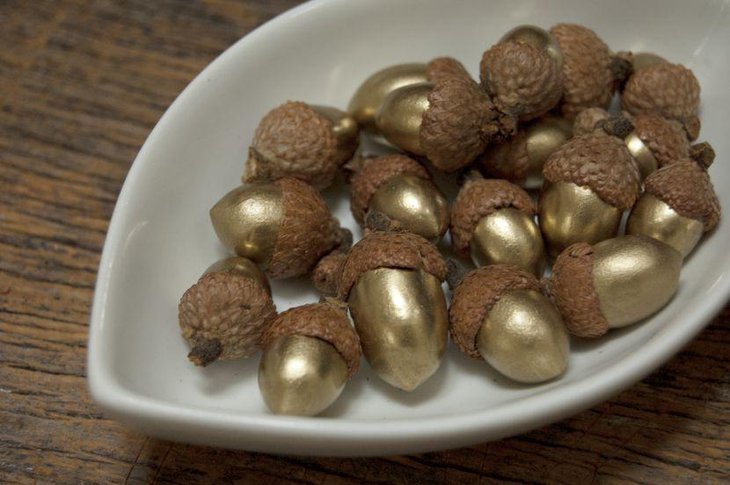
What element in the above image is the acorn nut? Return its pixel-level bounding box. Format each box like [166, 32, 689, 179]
[338, 232, 449, 391]
[258, 301, 361, 416]
[450, 265, 569, 383]
[548, 235, 682, 338]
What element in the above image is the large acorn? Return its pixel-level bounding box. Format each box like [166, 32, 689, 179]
[244, 101, 359, 189]
[349, 154, 449, 241]
[178, 257, 276, 366]
[547, 235, 682, 338]
[338, 232, 449, 391]
[451, 178, 546, 276]
[450, 264, 569, 384]
[210, 177, 344, 279]
[258, 301, 361, 417]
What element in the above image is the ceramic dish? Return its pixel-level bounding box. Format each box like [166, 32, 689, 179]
[88, 0, 730, 456]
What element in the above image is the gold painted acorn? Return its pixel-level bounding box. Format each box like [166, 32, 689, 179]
[449, 264, 569, 383]
[178, 257, 276, 366]
[338, 232, 449, 391]
[547, 235, 682, 338]
[451, 178, 546, 276]
[244, 101, 359, 189]
[210, 177, 344, 279]
[258, 301, 361, 417]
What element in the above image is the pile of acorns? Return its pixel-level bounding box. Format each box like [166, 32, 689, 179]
[178, 24, 720, 417]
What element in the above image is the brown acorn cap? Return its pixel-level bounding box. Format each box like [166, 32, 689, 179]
[244, 101, 350, 189]
[545, 242, 609, 338]
[337, 231, 448, 300]
[179, 272, 277, 366]
[450, 179, 536, 257]
[267, 177, 342, 279]
[632, 114, 690, 168]
[643, 160, 721, 231]
[420, 77, 502, 172]
[449, 264, 542, 359]
[572, 107, 610, 136]
[349, 154, 431, 224]
[543, 133, 641, 209]
[550, 24, 614, 119]
[475, 130, 530, 183]
[260, 301, 361, 378]
[426, 56, 473, 83]
[311, 251, 348, 297]
[480, 40, 563, 122]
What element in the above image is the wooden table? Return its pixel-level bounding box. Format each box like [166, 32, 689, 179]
[1, 1, 728, 483]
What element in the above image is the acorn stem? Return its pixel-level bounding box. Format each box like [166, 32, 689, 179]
[365, 209, 402, 233]
[188, 339, 223, 367]
[689, 142, 715, 169]
[597, 114, 634, 139]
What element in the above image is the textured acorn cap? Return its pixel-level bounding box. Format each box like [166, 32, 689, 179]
[426, 56, 473, 83]
[337, 231, 448, 300]
[632, 114, 690, 168]
[545, 242, 609, 338]
[573, 107, 611, 136]
[312, 251, 348, 297]
[475, 129, 530, 183]
[480, 40, 563, 121]
[244, 101, 355, 189]
[450, 178, 536, 257]
[543, 133, 641, 209]
[550, 24, 614, 119]
[449, 264, 543, 359]
[349, 154, 431, 224]
[179, 272, 277, 366]
[260, 301, 361, 378]
[420, 77, 502, 172]
[644, 160, 721, 231]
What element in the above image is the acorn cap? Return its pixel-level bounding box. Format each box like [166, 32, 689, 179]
[545, 242, 609, 338]
[312, 251, 348, 297]
[572, 107, 611, 136]
[349, 154, 431, 224]
[644, 160, 720, 231]
[450, 178, 536, 257]
[475, 130, 530, 182]
[179, 272, 277, 365]
[420, 77, 501, 172]
[543, 133, 641, 209]
[632, 114, 690, 168]
[480, 40, 563, 121]
[449, 264, 542, 359]
[260, 301, 361, 378]
[426, 56, 473, 83]
[337, 231, 448, 300]
[550, 24, 614, 119]
[268, 177, 343, 279]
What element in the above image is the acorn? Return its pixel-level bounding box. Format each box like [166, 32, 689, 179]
[338, 232, 449, 391]
[451, 178, 546, 276]
[627, 158, 720, 257]
[210, 177, 344, 279]
[258, 301, 361, 416]
[349, 154, 449, 240]
[449, 264, 569, 384]
[244, 101, 359, 189]
[539, 132, 641, 257]
[547, 235, 682, 338]
[178, 257, 276, 366]
[311, 228, 353, 297]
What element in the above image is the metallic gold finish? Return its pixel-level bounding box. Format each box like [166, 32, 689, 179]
[375, 82, 432, 155]
[592, 235, 682, 328]
[204, 256, 270, 294]
[539, 182, 622, 257]
[627, 193, 704, 258]
[348, 268, 448, 391]
[347, 63, 429, 132]
[258, 334, 348, 417]
[523, 116, 573, 188]
[500, 25, 563, 69]
[625, 132, 658, 179]
[632, 52, 667, 71]
[209, 184, 283, 268]
[470, 207, 547, 276]
[477, 289, 569, 383]
[311, 105, 360, 145]
[368, 173, 449, 241]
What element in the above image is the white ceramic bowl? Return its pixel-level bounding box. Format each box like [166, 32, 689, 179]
[88, 0, 730, 456]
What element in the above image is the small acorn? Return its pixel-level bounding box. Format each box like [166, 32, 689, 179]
[627, 158, 720, 257]
[244, 101, 359, 189]
[258, 301, 361, 416]
[178, 257, 276, 366]
[338, 232, 449, 391]
[311, 228, 353, 297]
[349, 154, 449, 241]
[539, 132, 641, 257]
[451, 178, 546, 276]
[210, 177, 344, 279]
[547, 235, 682, 338]
[449, 264, 569, 384]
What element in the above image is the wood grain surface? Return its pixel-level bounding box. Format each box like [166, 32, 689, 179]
[1, 1, 728, 483]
